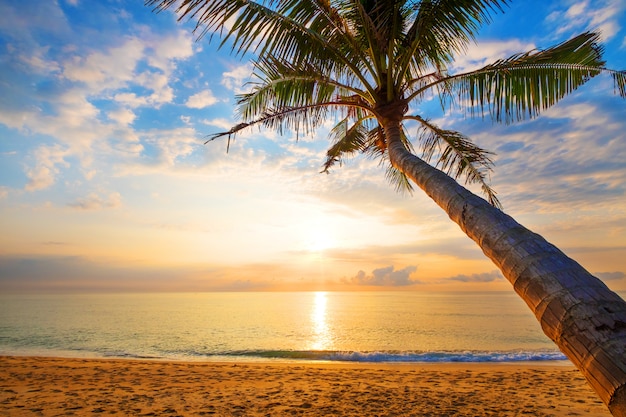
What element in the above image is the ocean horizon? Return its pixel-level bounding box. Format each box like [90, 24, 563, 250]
[2, 290, 623, 364]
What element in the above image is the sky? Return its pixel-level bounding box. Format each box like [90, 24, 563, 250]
[0, 0, 625, 293]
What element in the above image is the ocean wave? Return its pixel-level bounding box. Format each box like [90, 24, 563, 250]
[209, 349, 567, 363]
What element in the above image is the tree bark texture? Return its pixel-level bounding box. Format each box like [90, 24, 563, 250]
[383, 120, 626, 416]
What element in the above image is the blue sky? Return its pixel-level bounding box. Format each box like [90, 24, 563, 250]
[0, 0, 625, 292]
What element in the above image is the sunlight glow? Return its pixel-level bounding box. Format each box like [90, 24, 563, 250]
[306, 231, 334, 253]
[310, 292, 331, 351]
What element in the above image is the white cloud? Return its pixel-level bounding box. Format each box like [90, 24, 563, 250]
[186, 89, 219, 108]
[451, 40, 535, 73]
[202, 118, 235, 130]
[55, 91, 100, 129]
[18, 46, 61, 74]
[25, 145, 71, 191]
[0, 108, 37, 131]
[7, 27, 201, 192]
[113, 92, 148, 108]
[134, 71, 174, 107]
[0, 1, 70, 44]
[546, 0, 624, 41]
[457, 94, 626, 216]
[0, 187, 8, 199]
[63, 38, 144, 87]
[221, 63, 254, 94]
[108, 108, 136, 125]
[60, 31, 192, 108]
[566, 1, 588, 19]
[115, 128, 202, 176]
[144, 29, 194, 74]
[68, 192, 122, 210]
[588, 1, 622, 39]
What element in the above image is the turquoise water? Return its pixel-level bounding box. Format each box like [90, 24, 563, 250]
[0, 291, 586, 363]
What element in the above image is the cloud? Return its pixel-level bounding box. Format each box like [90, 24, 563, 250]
[113, 92, 148, 108]
[446, 270, 504, 283]
[1, 21, 200, 191]
[201, 118, 234, 130]
[0, 1, 71, 45]
[186, 89, 219, 108]
[63, 38, 145, 87]
[0, 255, 285, 292]
[221, 63, 254, 94]
[143, 29, 194, 74]
[67, 192, 122, 210]
[140, 127, 201, 168]
[595, 271, 625, 281]
[449, 95, 626, 215]
[108, 108, 136, 125]
[545, 0, 624, 41]
[346, 265, 419, 286]
[451, 40, 535, 73]
[0, 255, 187, 292]
[25, 145, 71, 191]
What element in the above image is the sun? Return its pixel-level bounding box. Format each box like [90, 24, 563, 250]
[306, 231, 334, 253]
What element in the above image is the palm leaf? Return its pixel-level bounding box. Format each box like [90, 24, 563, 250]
[410, 115, 500, 207]
[385, 164, 414, 194]
[612, 70, 626, 97]
[239, 56, 368, 122]
[322, 118, 369, 173]
[441, 32, 607, 123]
[398, 0, 509, 78]
[148, 0, 378, 95]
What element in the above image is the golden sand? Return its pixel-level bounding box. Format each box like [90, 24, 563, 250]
[0, 356, 612, 416]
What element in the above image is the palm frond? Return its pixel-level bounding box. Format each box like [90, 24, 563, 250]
[410, 115, 500, 207]
[398, 0, 509, 77]
[148, 0, 378, 95]
[206, 103, 332, 148]
[385, 164, 414, 195]
[442, 32, 607, 123]
[239, 59, 333, 121]
[239, 55, 373, 122]
[322, 118, 369, 173]
[612, 70, 626, 98]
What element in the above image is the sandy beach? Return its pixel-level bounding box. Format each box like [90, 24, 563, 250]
[0, 356, 613, 416]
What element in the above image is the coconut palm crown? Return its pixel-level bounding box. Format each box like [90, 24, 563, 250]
[147, 1, 626, 415]
[150, 0, 624, 208]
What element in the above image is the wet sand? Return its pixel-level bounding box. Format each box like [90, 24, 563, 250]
[0, 356, 612, 416]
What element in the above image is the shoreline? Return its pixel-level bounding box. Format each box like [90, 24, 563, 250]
[0, 355, 612, 416]
[0, 348, 573, 365]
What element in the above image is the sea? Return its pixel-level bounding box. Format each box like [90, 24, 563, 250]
[2, 291, 620, 364]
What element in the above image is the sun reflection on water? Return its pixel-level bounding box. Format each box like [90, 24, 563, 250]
[310, 291, 331, 351]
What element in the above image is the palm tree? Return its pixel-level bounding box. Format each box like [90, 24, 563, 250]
[147, 0, 626, 414]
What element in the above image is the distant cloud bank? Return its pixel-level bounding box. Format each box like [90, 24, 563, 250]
[596, 271, 626, 281]
[346, 265, 419, 286]
[446, 271, 504, 283]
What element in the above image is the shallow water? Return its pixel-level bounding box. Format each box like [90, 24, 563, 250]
[0, 290, 611, 363]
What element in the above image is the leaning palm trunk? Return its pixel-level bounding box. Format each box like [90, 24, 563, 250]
[383, 119, 626, 416]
